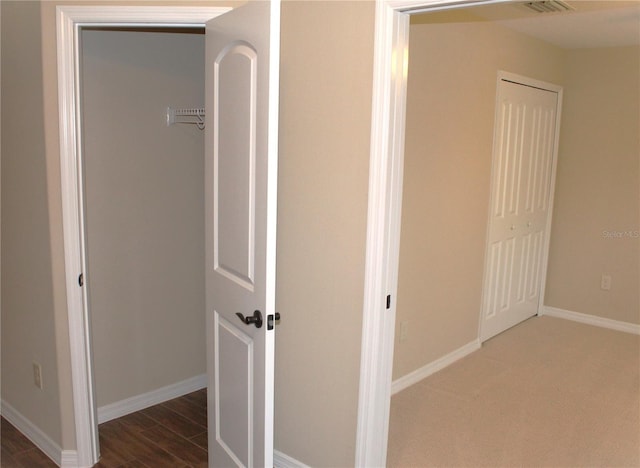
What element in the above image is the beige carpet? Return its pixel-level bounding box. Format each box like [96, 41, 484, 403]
[387, 316, 640, 467]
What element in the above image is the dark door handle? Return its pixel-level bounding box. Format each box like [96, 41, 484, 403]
[236, 310, 263, 328]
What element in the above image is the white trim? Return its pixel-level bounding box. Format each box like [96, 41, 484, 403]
[264, 3, 282, 466]
[55, 5, 230, 26]
[498, 70, 563, 94]
[57, 7, 98, 467]
[391, 340, 481, 395]
[97, 374, 207, 424]
[541, 306, 640, 335]
[274, 450, 311, 468]
[355, 3, 409, 467]
[387, 0, 511, 12]
[357, 1, 516, 466]
[61, 450, 80, 468]
[0, 399, 77, 467]
[56, 6, 230, 466]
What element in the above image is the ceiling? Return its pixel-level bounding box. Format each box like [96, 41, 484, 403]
[413, 1, 640, 49]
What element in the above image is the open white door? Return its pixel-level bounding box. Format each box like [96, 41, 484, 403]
[480, 74, 561, 342]
[205, 2, 280, 467]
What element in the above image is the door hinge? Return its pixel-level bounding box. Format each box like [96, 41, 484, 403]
[78, 273, 84, 287]
[386, 295, 391, 309]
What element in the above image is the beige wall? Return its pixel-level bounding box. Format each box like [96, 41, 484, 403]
[2, 0, 375, 464]
[1, 0, 67, 446]
[275, 2, 374, 465]
[546, 46, 640, 324]
[81, 29, 206, 407]
[394, 20, 565, 380]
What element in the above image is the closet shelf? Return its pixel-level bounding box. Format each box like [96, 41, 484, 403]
[166, 107, 205, 130]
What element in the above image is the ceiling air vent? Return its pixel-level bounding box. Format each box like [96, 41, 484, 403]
[522, 1, 575, 13]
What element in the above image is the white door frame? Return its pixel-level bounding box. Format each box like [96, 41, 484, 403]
[56, 6, 230, 466]
[355, 1, 515, 466]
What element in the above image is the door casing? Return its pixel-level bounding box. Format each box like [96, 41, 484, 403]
[57, 6, 230, 466]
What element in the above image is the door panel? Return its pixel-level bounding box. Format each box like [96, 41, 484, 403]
[205, 2, 280, 467]
[481, 78, 559, 341]
[214, 42, 257, 290]
[214, 312, 253, 466]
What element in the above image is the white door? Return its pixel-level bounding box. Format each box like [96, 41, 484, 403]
[205, 2, 280, 467]
[480, 75, 560, 342]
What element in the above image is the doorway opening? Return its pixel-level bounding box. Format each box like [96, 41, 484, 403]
[80, 23, 207, 462]
[358, 0, 635, 465]
[57, 7, 229, 466]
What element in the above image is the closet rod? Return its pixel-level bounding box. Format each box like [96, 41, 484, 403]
[166, 107, 205, 130]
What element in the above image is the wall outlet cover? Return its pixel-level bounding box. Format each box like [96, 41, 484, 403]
[33, 362, 43, 389]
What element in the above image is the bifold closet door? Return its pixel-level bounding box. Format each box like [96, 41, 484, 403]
[480, 77, 560, 341]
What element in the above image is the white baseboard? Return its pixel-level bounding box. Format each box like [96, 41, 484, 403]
[391, 339, 481, 395]
[541, 306, 640, 335]
[97, 374, 207, 424]
[274, 449, 310, 468]
[1, 399, 78, 467]
[60, 450, 80, 468]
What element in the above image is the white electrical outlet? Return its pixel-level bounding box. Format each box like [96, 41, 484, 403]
[400, 321, 409, 342]
[33, 362, 43, 389]
[601, 274, 612, 291]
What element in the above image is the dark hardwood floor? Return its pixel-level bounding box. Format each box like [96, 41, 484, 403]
[0, 417, 57, 468]
[1, 389, 208, 468]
